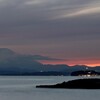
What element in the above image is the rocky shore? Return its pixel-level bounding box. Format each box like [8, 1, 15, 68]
[36, 78, 100, 89]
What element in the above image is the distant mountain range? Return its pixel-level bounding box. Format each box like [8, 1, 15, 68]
[0, 48, 100, 75]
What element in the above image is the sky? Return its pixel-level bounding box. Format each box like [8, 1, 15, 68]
[0, 0, 100, 66]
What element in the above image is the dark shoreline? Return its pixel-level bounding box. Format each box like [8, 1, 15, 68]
[36, 78, 100, 89]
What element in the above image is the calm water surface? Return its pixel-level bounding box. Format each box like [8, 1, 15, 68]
[0, 76, 100, 100]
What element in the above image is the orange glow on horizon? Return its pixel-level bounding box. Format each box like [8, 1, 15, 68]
[38, 59, 100, 67]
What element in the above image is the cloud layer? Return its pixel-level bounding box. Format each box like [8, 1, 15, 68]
[0, 0, 100, 64]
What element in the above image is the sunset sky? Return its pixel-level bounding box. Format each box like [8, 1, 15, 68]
[0, 0, 100, 66]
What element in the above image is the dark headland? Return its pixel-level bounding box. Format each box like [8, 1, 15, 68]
[36, 78, 100, 89]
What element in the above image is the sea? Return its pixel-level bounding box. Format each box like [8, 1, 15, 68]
[0, 76, 100, 100]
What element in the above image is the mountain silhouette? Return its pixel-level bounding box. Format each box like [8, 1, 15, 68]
[0, 48, 100, 75]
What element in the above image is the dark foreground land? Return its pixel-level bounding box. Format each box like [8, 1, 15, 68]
[36, 78, 100, 89]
